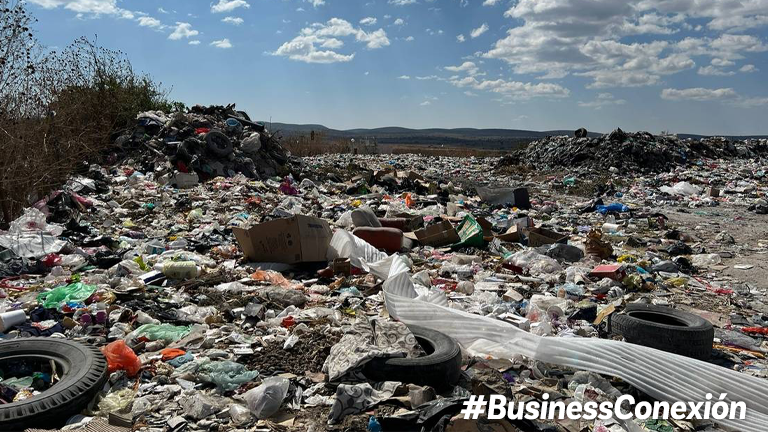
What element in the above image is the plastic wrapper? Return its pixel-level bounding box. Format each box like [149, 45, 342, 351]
[37, 282, 97, 309]
[327, 229, 768, 432]
[198, 360, 259, 391]
[101, 340, 142, 376]
[244, 376, 290, 419]
[97, 388, 136, 415]
[131, 323, 191, 342]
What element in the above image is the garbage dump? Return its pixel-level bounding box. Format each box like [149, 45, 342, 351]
[1, 119, 768, 432]
[121, 104, 296, 188]
[498, 128, 768, 173]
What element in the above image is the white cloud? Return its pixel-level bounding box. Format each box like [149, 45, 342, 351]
[398, 75, 411, 79]
[420, 101, 431, 106]
[479, 0, 768, 89]
[64, 0, 124, 15]
[360, 17, 377, 26]
[464, 91, 479, 96]
[211, 0, 250, 13]
[456, 34, 466, 43]
[445, 61, 480, 76]
[273, 18, 390, 63]
[393, 18, 405, 26]
[470, 23, 489, 38]
[137, 16, 161, 28]
[211, 38, 233, 49]
[416, 75, 439, 80]
[389, 0, 417, 5]
[697, 65, 735, 76]
[661, 87, 737, 101]
[169, 22, 198, 40]
[27, 0, 65, 9]
[189, 40, 201, 45]
[578, 92, 627, 108]
[740, 64, 758, 73]
[158, 7, 169, 14]
[661, 87, 768, 107]
[306, 0, 325, 7]
[449, 75, 570, 100]
[320, 38, 343, 48]
[222, 16, 243, 25]
[405, 36, 415, 41]
[483, 0, 501, 5]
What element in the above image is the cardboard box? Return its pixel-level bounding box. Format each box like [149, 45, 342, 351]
[589, 264, 627, 281]
[475, 186, 531, 209]
[524, 227, 569, 247]
[232, 215, 333, 264]
[410, 220, 460, 247]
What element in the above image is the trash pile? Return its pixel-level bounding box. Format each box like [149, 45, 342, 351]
[498, 128, 768, 173]
[121, 104, 296, 188]
[1, 122, 768, 432]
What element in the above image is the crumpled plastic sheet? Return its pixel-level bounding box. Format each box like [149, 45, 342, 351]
[37, 282, 97, 309]
[327, 230, 768, 432]
[328, 381, 401, 424]
[0, 208, 67, 258]
[198, 359, 259, 391]
[322, 315, 420, 381]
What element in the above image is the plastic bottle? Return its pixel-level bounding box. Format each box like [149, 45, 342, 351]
[168, 239, 188, 250]
[158, 261, 200, 279]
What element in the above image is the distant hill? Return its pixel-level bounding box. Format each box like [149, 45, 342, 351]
[267, 123, 767, 150]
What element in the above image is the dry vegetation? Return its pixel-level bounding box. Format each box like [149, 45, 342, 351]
[281, 131, 352, 156]
[0, 0, 174, 224]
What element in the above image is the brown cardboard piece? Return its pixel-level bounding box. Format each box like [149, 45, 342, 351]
[232, 215, 333, 263]
[409, 220, 460, 247]
[524, 227, 569, 247]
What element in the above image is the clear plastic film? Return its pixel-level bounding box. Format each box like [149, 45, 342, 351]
[327, 230, 768, 432]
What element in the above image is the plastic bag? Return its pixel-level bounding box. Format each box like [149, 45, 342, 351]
[101, 340, 142, 377]
[98, 388, 136, 415]
[595, 203, 629, 214]
[37, 282, 97, 310]
[199, 360, 259, 391]
[659, 181, 701, 196]
[132, 323, 191, 342]
[244, 376, 290, 418]
[252, 270, 298, 289]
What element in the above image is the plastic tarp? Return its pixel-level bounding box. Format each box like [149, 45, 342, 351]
[0, 208, 66, 258]
[327, 230, 768, 432]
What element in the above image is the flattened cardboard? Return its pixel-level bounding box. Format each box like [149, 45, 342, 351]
[524, 227, 569, 247]
[232, 215, 333, 264]
[412, 220, 459, 247]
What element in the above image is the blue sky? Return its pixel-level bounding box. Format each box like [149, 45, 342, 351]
[27, 0, 768, 134]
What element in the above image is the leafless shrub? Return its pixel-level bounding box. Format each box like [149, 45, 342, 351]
[0, 0, 171, 223]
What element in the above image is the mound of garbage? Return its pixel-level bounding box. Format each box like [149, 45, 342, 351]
[116, 104, 297, 188]
[499, 128, 768, 173]
[1, 115, 768, 431]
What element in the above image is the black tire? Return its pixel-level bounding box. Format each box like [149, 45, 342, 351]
[0, 338, 108, 431]
[609, 304, 714, 360]
[205, 130, 233, 158]
[362, 325, 462, 390]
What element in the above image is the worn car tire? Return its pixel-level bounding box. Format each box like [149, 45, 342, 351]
[0, 338, 108, 431]
[609, 304, 714, 360]
[362, 325, 462, 390]
[205, 130, 233, 158]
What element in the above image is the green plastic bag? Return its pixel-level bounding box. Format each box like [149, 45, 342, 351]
[452, 215, 485, 249]
[133, 324, 191, 343]
[37, 282, 97, 309]
[199, 360, 258, 391]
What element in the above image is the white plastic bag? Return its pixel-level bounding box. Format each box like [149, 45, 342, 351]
[244, 377, 290, 419]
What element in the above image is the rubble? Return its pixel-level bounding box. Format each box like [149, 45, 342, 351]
[1, 113, 768, 432]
